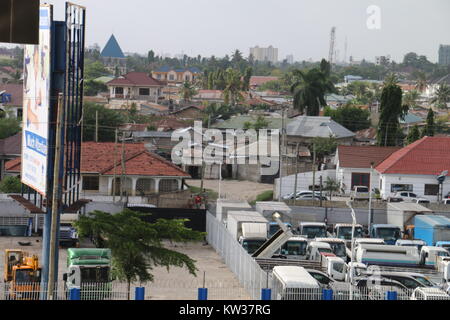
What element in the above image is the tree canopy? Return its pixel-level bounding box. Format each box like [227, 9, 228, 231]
[82, 102, 127, 142]
[323, 104, 371, 132]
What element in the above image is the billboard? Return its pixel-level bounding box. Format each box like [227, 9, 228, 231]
[21, 5, 52, 196]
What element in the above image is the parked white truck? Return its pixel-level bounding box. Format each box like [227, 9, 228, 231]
[298, 222, 327, 239]
[315, 237, 349, 261]
[226, 211, 268, 254]
[271, 266, 321, 300]
[305, 241, 347, 281]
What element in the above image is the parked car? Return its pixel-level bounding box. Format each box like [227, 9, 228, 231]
[365, 271, 436, 290]
[296, 194, 328, 201]
[390, 192, 418, 202]
[413, 198, 430, 204]
[442, 199, 450, 205]
[350, 186, 370, 201]
[354, 277, 410, 300]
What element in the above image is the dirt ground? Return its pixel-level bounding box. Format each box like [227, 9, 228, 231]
[0, 237, 250, 300]
[187, 179, 273, 202]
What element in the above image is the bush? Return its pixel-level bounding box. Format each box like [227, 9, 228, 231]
[250, 190, 273, 205]
[0, 176, 21, 193]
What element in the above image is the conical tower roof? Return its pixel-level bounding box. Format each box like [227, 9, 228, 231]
[100, 34, 125, 58]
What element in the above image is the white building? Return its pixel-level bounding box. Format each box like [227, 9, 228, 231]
[335, 145, 400, 195]
[376, 136, 450, 201]
[250, 46, 278, 64]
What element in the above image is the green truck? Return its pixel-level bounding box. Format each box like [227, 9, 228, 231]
[63, 248, 112, 299]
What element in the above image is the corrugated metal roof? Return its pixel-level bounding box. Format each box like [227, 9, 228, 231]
[416, 215, 450, 227]
[287, 116, 355, 138]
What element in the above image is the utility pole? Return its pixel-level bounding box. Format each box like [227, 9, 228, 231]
[368, 162, 374, 230]
[319, 175, 323, 207]
[293, 143, 299, 206]
[112, 128, 118, 201]
[312, 143, 316, 204]
[47, 93, 63, 300]
[278, 107, 286, 202]
[120, 132, 125, 202]
[95, 110, 98, 142]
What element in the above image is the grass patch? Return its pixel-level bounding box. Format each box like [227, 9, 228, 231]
[249, 190, 273, 205]
[187, 185, 218, 200]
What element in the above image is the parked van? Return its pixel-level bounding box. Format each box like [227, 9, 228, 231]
[271, 266, 320, 300]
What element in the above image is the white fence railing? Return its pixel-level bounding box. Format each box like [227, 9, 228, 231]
[206, 212, 269, 300]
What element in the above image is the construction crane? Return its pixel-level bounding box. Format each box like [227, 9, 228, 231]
[328, 27, 336, 65]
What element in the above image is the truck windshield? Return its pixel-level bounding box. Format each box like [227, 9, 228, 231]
[328, 242, 346, 257]
[356, 187, 368, 192]
[318, 248, 333, 254]
[80, 267, 110, 283]
[242, 240, 266, 254]
[15, 269, 41, 283]
[337, 227, 363, 240]
[281, 241, 307, 256]
[376, 228, 401, 241]
[302, 226, 326, 239]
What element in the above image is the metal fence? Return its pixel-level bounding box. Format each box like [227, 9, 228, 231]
[206, 212, 269, 299]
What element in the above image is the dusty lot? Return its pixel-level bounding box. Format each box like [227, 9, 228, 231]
[0, 236, 250, 300]
[187, 179, 273, 202]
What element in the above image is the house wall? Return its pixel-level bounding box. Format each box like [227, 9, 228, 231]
[378, 173, 450, 201]
[336, 167, 380, 195]
[273, 169, 336, 199]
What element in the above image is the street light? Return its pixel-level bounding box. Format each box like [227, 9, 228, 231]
[346, 200, 357, 301]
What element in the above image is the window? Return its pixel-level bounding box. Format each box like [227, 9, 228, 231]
[159, 179, 179, 192]
[424, 184, 439, 196]
[351, 173, 370, 188]
[156, 74, 161, 79]
[82, 176, 99, 191]
[390, 184, 413, 192]
[139, 88, 150, 96]
[169, 74, 175, 81]
[185, 75, 190, 81]
[115, 87, 123, 94]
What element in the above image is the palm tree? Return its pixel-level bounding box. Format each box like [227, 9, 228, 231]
[415, 71, 428, 92]
[223, 68, 244, 106]
[403, 90, 420, 109]
[431, 84, 450, 109]
[290, 61, 335, 116]
[179, 81, 197, 103]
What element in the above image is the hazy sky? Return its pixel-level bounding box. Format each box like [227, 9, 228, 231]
[44, 0, 450, 63]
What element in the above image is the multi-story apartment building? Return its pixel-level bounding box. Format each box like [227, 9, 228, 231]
[438, 45, 450, 66]
[249, 46, 278, 64]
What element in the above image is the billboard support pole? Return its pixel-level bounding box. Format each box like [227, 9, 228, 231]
[47, 93, 63, 300]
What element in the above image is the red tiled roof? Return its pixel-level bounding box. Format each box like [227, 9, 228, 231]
[337, 145, 401, 168]
[106, 72, 164, 87]
[6, 142, 189, 177]
[249, 76, 278, 87]
[0, 132, 21, 155]
[5, 157, 21, 172]
[375, 136, 450, 176]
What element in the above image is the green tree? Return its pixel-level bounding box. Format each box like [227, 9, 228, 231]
[243, 115, 269, 130]
[179, 81, 198, 103]
[414, 71, 428, 92]
[223, 68, 244, 105]
[405, 124, 420, 145]
[312, 136, 337, 163]
[84, 80, 107, 96]
[74, 209, 204, 299]
[0, 176, 21, 193]
[421, 108, 435, 137]
[290, 59, 335, 116]
[431, 84, 450, 109]
[241, 67, 253, 91]
[323, 104, 371, 132]
[377, 75, 408, 146]
[0, 117, 21, 139]
[403, 90, 420, 109]
[323, 177, 340, 200]
[82, 102, 127, 142]
[84, 60, 110, 79]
